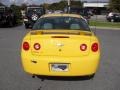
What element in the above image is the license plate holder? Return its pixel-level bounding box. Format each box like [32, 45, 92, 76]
[51, 64, 69, 72]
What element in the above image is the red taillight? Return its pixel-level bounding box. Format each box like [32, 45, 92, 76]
[80, 44, 87, 51]
[23, 42, 29, 51]
[91, 43, 99, 52]
[34, 43, 41, 50]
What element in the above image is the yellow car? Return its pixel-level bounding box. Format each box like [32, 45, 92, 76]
[21, 14, 100, 77]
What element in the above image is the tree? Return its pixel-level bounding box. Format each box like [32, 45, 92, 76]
[49, 1, 67, 10]
[10, 4, 22, 19]
[44, 3, 50, 9]
[109, 0, 120, 12]
[70, 0, 83, 8]
[48, 0, 83, 10]
[21, 3, 27, 10]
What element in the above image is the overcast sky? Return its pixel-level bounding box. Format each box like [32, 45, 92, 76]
[0, 0, 109, 6]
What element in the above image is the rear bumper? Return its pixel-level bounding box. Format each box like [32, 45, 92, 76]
[21, 54, 100, 76]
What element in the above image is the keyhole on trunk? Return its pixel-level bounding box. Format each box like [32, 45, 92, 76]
[59, 49, 62, 52]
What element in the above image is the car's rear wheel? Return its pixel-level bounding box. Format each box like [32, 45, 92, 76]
[88, 74, 95, 79]
[31, 14, 38, 21]
[111, 19, 114, 22]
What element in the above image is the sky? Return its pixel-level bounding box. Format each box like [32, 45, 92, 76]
[0, 0, 109, 6]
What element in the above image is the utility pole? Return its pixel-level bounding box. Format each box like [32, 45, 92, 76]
[67, 0, 71, 13]
[13, 0, 16, 5]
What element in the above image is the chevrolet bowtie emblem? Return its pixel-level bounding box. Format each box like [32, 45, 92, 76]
[56, 43, 64, 47]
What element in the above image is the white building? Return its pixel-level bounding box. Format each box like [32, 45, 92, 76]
[83, 2, 109, 14]
[84, 2, 108, 8]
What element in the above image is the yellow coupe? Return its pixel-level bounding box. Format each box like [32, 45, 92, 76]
[21, 14, 100, 77]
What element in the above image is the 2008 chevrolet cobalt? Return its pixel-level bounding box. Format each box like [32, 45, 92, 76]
[21, 14, 100, 77]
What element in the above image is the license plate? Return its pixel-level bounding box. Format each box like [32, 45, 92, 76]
[51, 64, 69, 72]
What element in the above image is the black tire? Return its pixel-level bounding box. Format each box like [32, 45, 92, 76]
[89, 74, 95, 79]
[110, 19, 114, 22]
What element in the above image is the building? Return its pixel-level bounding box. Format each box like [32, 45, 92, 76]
[83, 2, 109, 15]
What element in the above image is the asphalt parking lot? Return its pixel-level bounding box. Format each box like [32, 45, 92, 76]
[0, 25, 120, 90]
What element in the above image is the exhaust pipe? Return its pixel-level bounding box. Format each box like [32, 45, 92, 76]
[32, 75, 36, 78]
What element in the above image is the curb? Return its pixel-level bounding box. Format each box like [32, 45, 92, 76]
[90, 26, 120, 30]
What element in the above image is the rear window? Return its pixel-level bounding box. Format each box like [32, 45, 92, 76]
[32, 16, 90, 31]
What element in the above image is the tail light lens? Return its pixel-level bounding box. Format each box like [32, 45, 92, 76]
[34, 43, 41, 50]
[80, 44, 87, 51]
[23, 42, 29, 51]
[91, 43, 99, 52]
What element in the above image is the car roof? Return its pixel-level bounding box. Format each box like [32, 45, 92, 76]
[41, 13, 83, 19]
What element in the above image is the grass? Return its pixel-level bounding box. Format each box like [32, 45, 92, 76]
[89, 20, 120, 28]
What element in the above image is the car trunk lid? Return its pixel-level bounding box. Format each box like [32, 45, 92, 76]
[30, 30, 92, 57]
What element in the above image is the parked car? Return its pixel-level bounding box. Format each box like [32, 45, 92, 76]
[21, 13, 100, 78]
[106, 12, 120, 22]
[54, 10, 63, 14]
[23, 6, 45, 29]
[0, 6, 17, 27]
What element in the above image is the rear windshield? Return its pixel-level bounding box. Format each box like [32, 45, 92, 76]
[32, 16, 90, 31]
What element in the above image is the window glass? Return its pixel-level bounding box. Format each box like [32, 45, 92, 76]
[33, 16, 90, 31]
